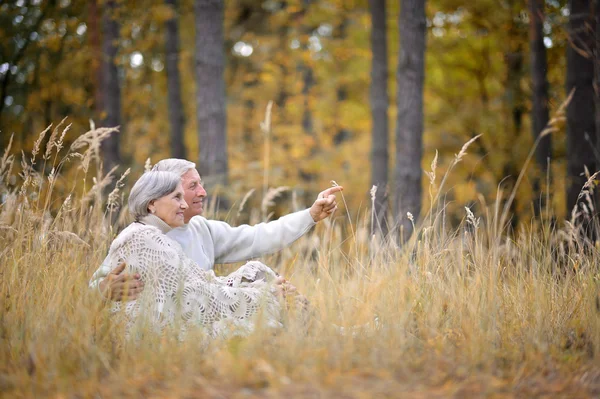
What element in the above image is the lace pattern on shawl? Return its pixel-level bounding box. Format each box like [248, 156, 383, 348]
[107, 223, 282, 337]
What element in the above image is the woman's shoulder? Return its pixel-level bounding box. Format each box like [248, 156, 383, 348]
[109, 223, 166, 252]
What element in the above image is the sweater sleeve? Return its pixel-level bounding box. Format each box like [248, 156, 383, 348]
[89, 254, 112, 293]
[205, 209, 316, 264]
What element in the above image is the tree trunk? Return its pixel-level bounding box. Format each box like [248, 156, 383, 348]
[529, 0, 551, 170]
[369, 0, 389, 235]
[88, 0, 103, 118]
[529, 0, 551, 217]
[395, 0, 426, 242]
[566, 0, 596, 216]
[165, 0, 186, 159]
[301, 66, 314, 137]
[194, 0, 228, 187]
[504, 3, 525, 229]
[101, 0, 122, 175]
[595, 0, 600, 176]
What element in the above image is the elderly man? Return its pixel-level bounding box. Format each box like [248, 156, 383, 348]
[90, 158, 342, 301]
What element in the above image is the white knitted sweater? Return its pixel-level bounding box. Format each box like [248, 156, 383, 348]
[90, 209, 316, 289]
[107, 215, 282, 337]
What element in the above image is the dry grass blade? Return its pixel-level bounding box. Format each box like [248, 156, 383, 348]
[578, 171, 600, 201]
[260, 100, 273, 135]
[425, 150, 438, 185]
[238, 188, 256, 215]
[261, 186, 289, 218]
[261, 101, 274, 203]
[69, 126, 120, 152]
[82, 165, 119, 204]
[0, 133, 15, 185]
[44, 117, 69, 159]
[107, 168, 131, 211]
[48, 230, 91, 248]
[31, 124, 52, 164]
[454, 134, 482, 165]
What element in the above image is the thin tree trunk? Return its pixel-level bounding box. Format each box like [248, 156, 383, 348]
[194, 0, 228, 188]
[504, 4, 525, 229]
[101, 0, 122, 174]
[529, 0, 552, 170]
[529, 0, 552, 217]
[301, 66, 314, 137]
[395, 0, 426, 242]
[166, 0, 186, 159]
[332, 16, 352, 147]
[595, 0, 600, 176]
[369, 0, 389, 235]
[89, 0, 103, 118]
[298, 1, 316, 182]
[566, 0, 596, 218]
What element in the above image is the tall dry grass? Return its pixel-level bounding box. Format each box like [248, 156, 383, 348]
[1, 115, 599, 397]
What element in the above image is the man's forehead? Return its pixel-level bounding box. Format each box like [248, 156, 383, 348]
[181, 169, 202, 183]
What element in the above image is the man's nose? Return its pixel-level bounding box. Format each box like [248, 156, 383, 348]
[197, 185, 207, 197]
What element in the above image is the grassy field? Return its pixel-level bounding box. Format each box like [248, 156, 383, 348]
[1, 123, 599, 398]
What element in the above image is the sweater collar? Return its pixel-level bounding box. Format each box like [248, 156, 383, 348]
[138, 214, 173, 234]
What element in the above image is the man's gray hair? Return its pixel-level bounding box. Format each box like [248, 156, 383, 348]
[152, 158, 196, 177]
[128, 171, 181, 220]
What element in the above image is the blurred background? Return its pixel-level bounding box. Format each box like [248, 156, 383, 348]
[0, 0, 595, 232]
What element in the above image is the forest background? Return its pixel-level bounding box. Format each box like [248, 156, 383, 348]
[1, 0, 595, 233]
[3, 1, 600, 397]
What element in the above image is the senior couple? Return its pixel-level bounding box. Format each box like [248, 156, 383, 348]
[90, 159, 342, 336]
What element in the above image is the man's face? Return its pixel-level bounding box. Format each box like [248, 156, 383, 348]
[180, 169, 207, 222]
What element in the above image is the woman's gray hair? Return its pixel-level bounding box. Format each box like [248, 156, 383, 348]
[128, 171, 182, 220]
[152, 158, 196, 177]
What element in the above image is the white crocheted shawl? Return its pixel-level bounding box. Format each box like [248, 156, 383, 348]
[107, 215, 282, 338]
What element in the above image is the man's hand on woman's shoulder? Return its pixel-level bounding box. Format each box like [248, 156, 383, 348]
[98, 262, 145, 301]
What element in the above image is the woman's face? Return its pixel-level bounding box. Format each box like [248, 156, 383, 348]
[149, 183, 188, 228]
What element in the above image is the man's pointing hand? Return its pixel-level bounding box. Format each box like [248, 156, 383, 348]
[309, 186, 343, 222]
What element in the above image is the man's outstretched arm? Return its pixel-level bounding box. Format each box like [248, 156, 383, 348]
[208, 185, 343, 264]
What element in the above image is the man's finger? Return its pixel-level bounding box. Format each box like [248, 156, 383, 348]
[112, 273, 130, 284]
[274, 276, 286, 285]
[324, 197, 336, 207]
[319, 186, 343, 198]
[120, 273, 140, 284]
[284, 284, 297, 293]
[314, 198, 329, 207]
[111, 262, 127, 275]
[112, 278, 140, 291]
[323, 205, 336, 213]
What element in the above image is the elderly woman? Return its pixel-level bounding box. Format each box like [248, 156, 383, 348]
[106, 171, 283, 337]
